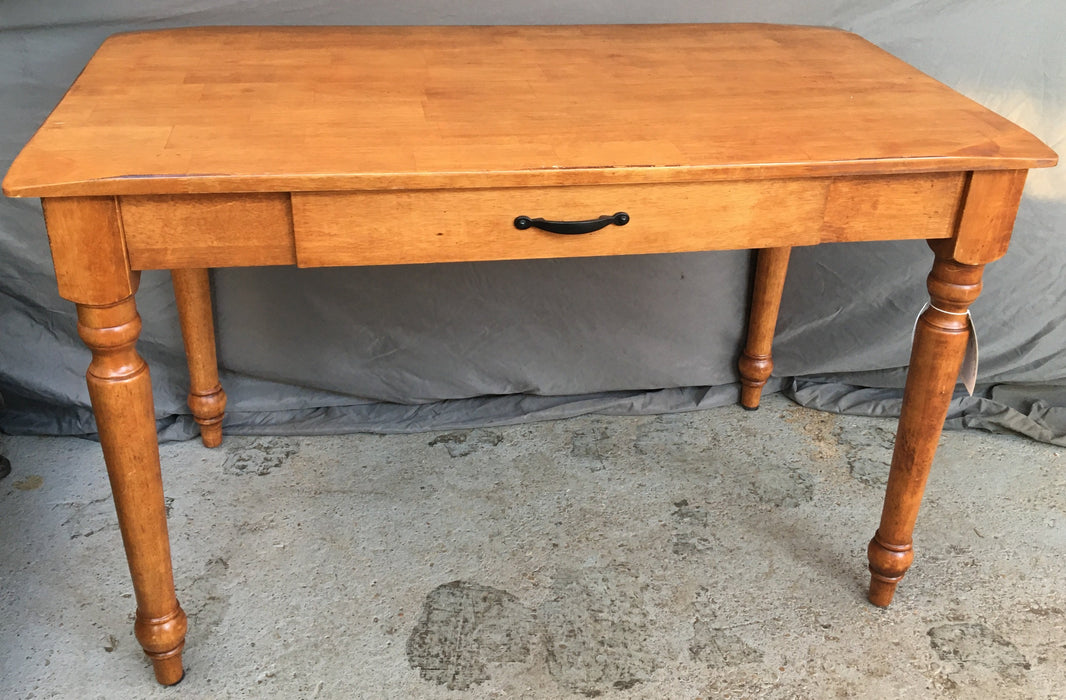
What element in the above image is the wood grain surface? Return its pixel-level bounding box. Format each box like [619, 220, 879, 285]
[3, 24, 1056, 197]
[288, 173, 964, 267]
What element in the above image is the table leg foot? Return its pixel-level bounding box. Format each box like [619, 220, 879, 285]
[188, 386, 225, 448]
[172, 268, 227, 447]
[136, 608, 188, 685]
[739, 246, 791, 409]
[738, 355, 772, 409]
[152, 657, 186, 686]
[78, 295, 188, 685]
[867, 531, 913, 607]
[866, 241, 984, 606]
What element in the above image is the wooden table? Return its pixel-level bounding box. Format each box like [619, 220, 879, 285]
[3, 24, 1056, 686]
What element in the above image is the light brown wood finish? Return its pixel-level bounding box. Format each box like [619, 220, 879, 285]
[41, 197, 188, 683]
[171, 268, 226, 447]
[868, 243, 985, 606]
[77, 298, 187, 684]
[115, 173, 964, 270]
[950, 170, 1029, 264]
[2, 25, 1055, 199]
[123, 194, 295, 269]
[867, 168, 1030, 606]
[290, 174, 963, 267]
[2, 25, 1057, 686]
[40, 197, 134, 304]
[739, 247, 792, 409]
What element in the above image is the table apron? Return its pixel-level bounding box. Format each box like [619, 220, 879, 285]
[119, 172, 966, 270]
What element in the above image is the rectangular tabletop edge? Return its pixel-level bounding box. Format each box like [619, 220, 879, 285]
[3, 156, 1056, 199]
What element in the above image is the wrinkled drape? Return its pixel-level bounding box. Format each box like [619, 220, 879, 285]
[1, 1, 1063, 445]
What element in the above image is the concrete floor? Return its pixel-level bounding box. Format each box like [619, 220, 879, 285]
[1, 393, 1064, 699]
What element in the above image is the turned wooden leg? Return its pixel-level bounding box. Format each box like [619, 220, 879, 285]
[171, 268, 226, 448]
[738, 246, 791, 409]
[867, 241, 983, 606]
[78, 295, 188, 685]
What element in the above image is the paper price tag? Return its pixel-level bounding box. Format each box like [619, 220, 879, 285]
[912, 303, 978, 396]
[960, 313, 978, 396]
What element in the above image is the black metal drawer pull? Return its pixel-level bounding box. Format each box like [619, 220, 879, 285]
[513, 211, 629, 235]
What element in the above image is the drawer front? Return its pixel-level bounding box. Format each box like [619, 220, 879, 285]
[291, 180, 826, 267]
[291, 174, 964, 267]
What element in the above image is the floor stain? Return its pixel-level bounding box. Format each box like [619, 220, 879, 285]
[689, 618, 763, 667]
[928, 622, 1031, 684]
[182, 557, 231, 637]
[408, 566, 658, 695]
[540, 565, 657, 696]
[784, 407, 841, 463]
[406, 580, 536, 690]
[427, 429, 503, 458]
[836, 423, 896, 487]
[748, 464, 814, 508]
[223, 438, 298, 476]
[14, 474, 43, 490]
[672, 498, 709, 526]
[671, 498, 714, 557]
[569, 426, 614, 471]
[58, 494, 172, 539]
[59, 495, 116, 539]
[672, 532, 714, 556]
[633, 414, 710, 459]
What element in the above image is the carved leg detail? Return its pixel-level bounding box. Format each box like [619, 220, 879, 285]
[867, 241, 984, 607]
[78, 296, 188, 685]
[172, 268, 226, 448]
[739, 246, 791, 409]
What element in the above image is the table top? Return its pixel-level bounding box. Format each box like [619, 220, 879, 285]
[3, 24, 1056, 198]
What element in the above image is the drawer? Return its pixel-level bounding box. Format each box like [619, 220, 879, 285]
[290, 174, 964, 267]
[291, 180, 823, 267]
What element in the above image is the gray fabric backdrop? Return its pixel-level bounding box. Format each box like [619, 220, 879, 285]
[1, 1, 1064, 445]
